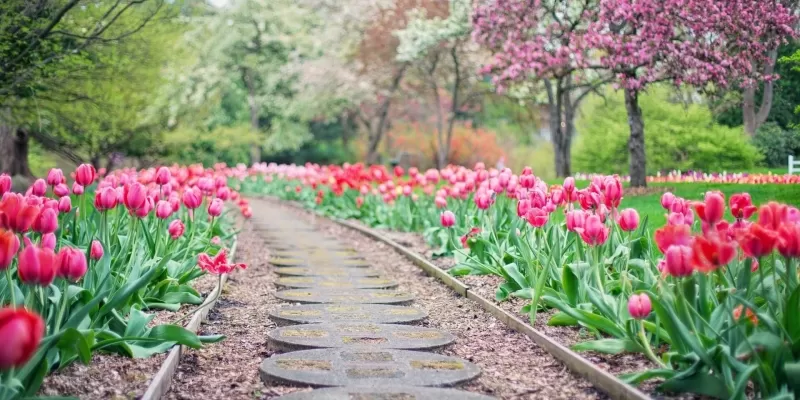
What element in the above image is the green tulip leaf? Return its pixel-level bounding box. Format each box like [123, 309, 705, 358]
[571, 338, 643, 354]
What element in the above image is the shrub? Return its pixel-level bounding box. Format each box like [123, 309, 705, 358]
[752, 122, 800, 167]
[574, 86, 762, 174]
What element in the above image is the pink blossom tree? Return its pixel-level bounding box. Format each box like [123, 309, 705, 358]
[587, 0, 796, 186]
[472, 0, 608, 178]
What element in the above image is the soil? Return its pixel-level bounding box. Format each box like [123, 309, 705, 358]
[258, 198, 605, 400]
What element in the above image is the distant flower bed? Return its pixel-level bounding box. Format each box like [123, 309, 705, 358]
[574, 170, 800, 184]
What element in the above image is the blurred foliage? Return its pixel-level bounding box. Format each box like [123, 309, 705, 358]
[575, 86, 761, 174]
[752, 122, 800, 167]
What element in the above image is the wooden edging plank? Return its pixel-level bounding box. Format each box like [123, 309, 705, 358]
[330, 216, 651, 400]
[140, 238, 238, 400]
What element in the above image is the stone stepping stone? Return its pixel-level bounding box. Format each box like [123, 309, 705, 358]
[267, 323, 455, 350]
[270, 258, 371, 268]
[267, 243, 356, 252]
[271, 250, 362, 259]
[273, 386, 496, 399]
[259, 348, 480, 387]
[276, 276, 398, 289]
[275, 289, 414, 304]
[275, 267, 381, 278]
[269, 304, 428, 325]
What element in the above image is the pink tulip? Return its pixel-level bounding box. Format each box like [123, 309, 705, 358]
[440, 210, 456, 228]
[17, 238, 57, 286]
[603, 176, 622, 208]
[31, 179, 46, 197]
[33, 208, 58, 235]
[41, 233, 56, 250]
[566, 210, 587, 232]
[156, 200, 172, 219]
[208, 198, 224, 217]
[90, 240, 104, 261]
[53, 184, 69, 198]
[168, 219, 185, 240]
[216, 186, 231, 201]
[56, 247, 87, 282]
[525, 208, 549, 228]
[155, 167, 171, 186]
[123, 183, 147, 212]
[618, 208, 640, 232]
[577, 214, 609, 246]
[434, 196, 447, 209]
[94, 187, 118, 211]
[133, 197, 154, 218]
[693, 191, 725, 226]
[72, 183, 84, 195]
[75, 164, 97, 186]
[57, 197, 71, 214]
[627, 293, 652, 319]
[0, 307, 45, 370]
[660, 192, 676, 210]
[46, 168, 64, 186]
[0, 229, 20, 270]
[0, 174, 11, 196]
[664, 245, 693, 277]
[182, 188, 202, 210]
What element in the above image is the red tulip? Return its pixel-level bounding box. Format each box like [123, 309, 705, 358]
[693, 191, 725, 226]
[758, 202, 788, 231]
[94, 187, 118, 211]
[56, 247, 87, 282]
[691, 234, 736, 273]
[460, 227, 481, 248]
[664, 245, 693, 277]
[0, 229, 19, 270]
[730, 193, 756, 220]
[30, 179, 46, 196]
[627, 293, 651, 319]
[393, 166, 404, 178]
[577, 214, 609, 246]
[208, 198, 224, 217]
[738, 224, 779, 258]
[618, 208, 639, 232]
[90, 240, 104, 261]
[46, 168, 64, 186]
[168, 219, 185, 240]
[33, 208, 58, 234]
[777, 223, 800, 258]
[654, 224, 692, 253]
[75, 164, 97, 186]
[18, 239, 57, 286]
[440, 210, 456, 228]
[525, 208, 549, 228]
[0, 174, 11, 196]
[0, 194, 40, 233]
[197, 248, 246, 275]
[0, 307, 44, 370]
[155, 167, 171, 186]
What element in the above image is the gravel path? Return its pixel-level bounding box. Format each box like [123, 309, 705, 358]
[253, 198, 604, 400]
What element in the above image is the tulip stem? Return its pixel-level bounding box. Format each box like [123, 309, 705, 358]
[638, 323, 666, 368]
[53, 281, 68, 334]
[5, 268, 16, 307]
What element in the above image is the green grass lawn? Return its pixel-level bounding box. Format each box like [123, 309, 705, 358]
[585, 181, 800, 227]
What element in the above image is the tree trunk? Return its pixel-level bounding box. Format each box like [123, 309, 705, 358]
[365, 64, 407, 165]
[625, 88, 647, 188]
[743, 49, 777, 137]
[0, 125, 32, 177]
[546, 80, 571, 178]
[243, 68, 261, 165]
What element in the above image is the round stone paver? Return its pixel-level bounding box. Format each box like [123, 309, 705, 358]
[275, 267, 381, 277]
[259, 348, 480, 387]
[267, 323, 455, 350]
[275, 289, 414, 304]
[273, 386, 496, 400]
[271, 250, 362, 258]
[270, 258, 371, 268]
[269, 304, 428, 325]
[275, 276, 398, 289]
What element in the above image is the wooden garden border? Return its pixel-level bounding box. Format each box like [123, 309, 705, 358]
[257, 196, 651, 400]
[140, 238, 238, 400]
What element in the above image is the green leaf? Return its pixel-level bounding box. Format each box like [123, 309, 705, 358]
[575, 310, 625, 338]
[571, 338, 643, 354]
[63, 289, 111, 330]
[199, 334, 226, 343]
[660, 369, 729, 399]
[548, 312, 578, 326]
[785, 286, 800, 343]
[95, 261, 164, 322]
[144, 302, 181, 311]
[124, 309, 154, 338]
[502, 263, 528, 290]
[784, 361, 800, 392]
[56, 328, 92, 366]
[620, 368, 675, 385]
[148, 325, 203, 349]
[561, 265, 579, 306]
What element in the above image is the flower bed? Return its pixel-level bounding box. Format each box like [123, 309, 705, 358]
[0, 163, 249, 399]
[238, 162, 800, 399]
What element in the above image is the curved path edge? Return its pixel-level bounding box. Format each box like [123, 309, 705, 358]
[140, 237, 238, 400]
[266, 196, 651, 400]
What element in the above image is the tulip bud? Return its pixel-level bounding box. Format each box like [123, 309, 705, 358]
[566, 210, 587, 232]
[155, 167, 171, 186]
[41, 233, 56, 250]
[208, 198, 223, 217]
[0, 229, 20, 270]
[211, 236, 221, 245]
[0, 307, 45, 369]
[18, 239, 57, 286]
[526, 208, 549, 228]
[53, 184, 69, 198]
[33, 208, 58, 235]
[182, 188, 202, 210]
[123, 183, 147, 212]
[134, 197, 154, 218]
[46, 168, 64, 186]
[90, 240, 104, 261]
[94, 187, 118, 211]
[56, 247, 87, 282]
[627, 293, 652, 319]
[216, 186, 231, 201]
[31, 179, 47, 196]
[660, 192, 676, 210]
[664, 245, 693, 277]
[440, 210, 456, 228]
[75, 164, 97, 186]
[155, 200, 172, 219]
[72, 183, 84, 195]
[168, 219, 185, 240]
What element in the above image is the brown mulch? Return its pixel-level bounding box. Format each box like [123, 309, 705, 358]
[261, 198, 604, 400]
